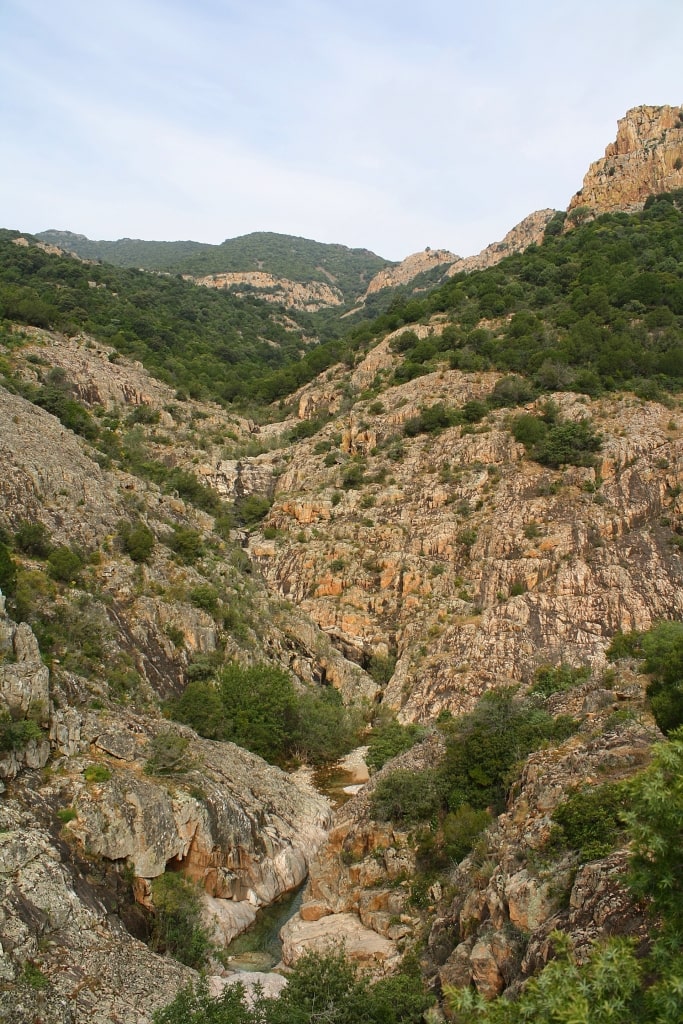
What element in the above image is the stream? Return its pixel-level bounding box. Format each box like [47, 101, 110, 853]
[223, 752, 367, 971]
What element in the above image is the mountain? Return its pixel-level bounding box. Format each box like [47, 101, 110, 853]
[34, 229, 393, 311]
[1, 105, 683, 1022]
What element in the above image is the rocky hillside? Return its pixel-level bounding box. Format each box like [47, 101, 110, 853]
[1, 105, 683, 1022]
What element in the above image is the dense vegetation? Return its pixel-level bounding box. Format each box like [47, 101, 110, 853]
[5, 194, 683, 409]
[166, 663, 360, 766]
[252, 191, 683, 402]
[36, 229, 391, 300]
[371, 687, 577, 865]
[0, 231, 318, 403]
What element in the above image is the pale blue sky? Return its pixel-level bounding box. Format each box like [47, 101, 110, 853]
[1, 0, 681, 260]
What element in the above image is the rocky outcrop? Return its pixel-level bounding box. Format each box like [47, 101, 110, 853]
[250, 376, 683, 721]
[569, 104, 683, 215]
[446, 210, 557, 276]
[362, 211, 556, 300]
[189, 271, 344, 312]
[365, 249, 459, 297]
[280, 737, 443, 970]
[61, 714, 332, 939]
[0, 604, 50, 779]
[0, 794, 197, 1024]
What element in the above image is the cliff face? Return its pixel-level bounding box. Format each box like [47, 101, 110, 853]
[569, 104, 683, 215]
[248, 359, 683, 722]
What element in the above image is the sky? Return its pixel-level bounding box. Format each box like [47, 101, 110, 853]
[1, 0, 682, 262]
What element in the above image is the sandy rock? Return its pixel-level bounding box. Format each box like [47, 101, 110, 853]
[279, 911, 399, 969]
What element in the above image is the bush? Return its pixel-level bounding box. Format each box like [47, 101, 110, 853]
[169, 664, 359, 766]
[234, 494, 272, 528]
[442, 804, 491, 863]
[47, 546, 83, 583]
[84, 763, 112, 783]
[531, 663, 590, 697]
[145, 731, 193, 775]
[0, 711, 43, 752]
[511, 413, 548, 446]
[150, 873, 211, 969]
[118, 519, 155, 563]
[552, 782, 628, 860]
[371, 768, 441, 823]
[0, 541, 17, 596]
[188, 584, 220, 614]
[366, 718, 425, 772]
[533, 419, 602, 468]
[14, 520, 52, 558]
[367, 653, 397, 686]
[154, 949, 431, 1024]
[166, 526, 204, 565]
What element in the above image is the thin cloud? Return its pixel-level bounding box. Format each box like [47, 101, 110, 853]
[1, 0, 682, 259]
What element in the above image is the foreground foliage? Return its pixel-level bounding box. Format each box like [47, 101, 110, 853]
[446, 730, 683, 1023]
[154, 949, 431, 1024]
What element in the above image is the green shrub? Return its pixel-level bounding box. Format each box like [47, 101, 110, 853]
[168, 664, 359, 766]
[14, 520, 52, 558]
[606, 630, 643, 661]
[0, 541, 17, 596]
[57, 807, 77, 823]
[511, 413, 548, 446]
[117, 519, 155, 563]
[442, 804, 491, 863]
[367, 653, 397, 685]
[145, 731, 193, 775]
[126, 404, 160, 425]
[188, 584, 220, 614]
[150, 873, 211, 969]
[366, 718, 425, 772]
[154, 948, 431, 1024]
[438, 687, 578, 814]
[47, 545, 83, 583]
[552, 782, 627, 860]
[234, 494, 272, 528]
[371, 768, 441, 823]
[531, 663, 590, 697]
[166, 526, 204, 565]
[84, 763, 112, 783]
[0, 711, 43, 752]
[534, 419, 602, 468]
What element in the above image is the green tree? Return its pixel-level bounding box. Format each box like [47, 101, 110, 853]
[47, 545, 83, 583]
[0, 540, 17, 596]
[117, 519, 155, 563]
[150, 873, 211, 969]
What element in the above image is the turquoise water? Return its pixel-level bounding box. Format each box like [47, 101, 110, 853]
[224, 760, 362, 969]
[224, 885, 305, 971]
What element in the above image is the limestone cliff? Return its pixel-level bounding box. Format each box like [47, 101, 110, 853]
[569, 104, 683, 215]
